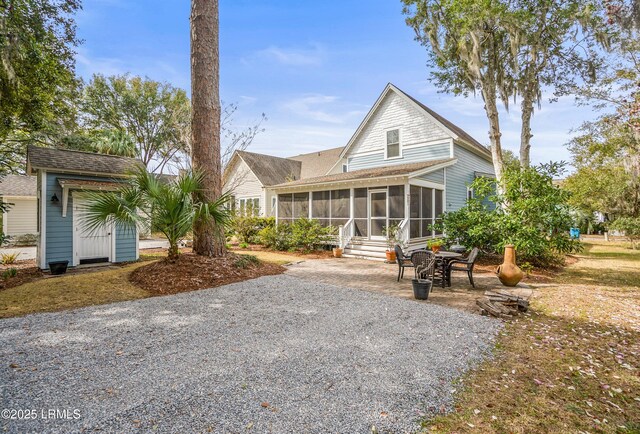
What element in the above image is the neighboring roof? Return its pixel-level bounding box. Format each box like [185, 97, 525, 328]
[58, 178, 124, 191]
[234, 150, 302, 186]
[339, 83, 491, 161]
[272, 158, 455, 188]
[26, 145, 141, 176]
[287, 146, 344, 178]
[0, 174, 37, 197]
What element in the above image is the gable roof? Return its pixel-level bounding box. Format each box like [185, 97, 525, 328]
[287, 146, 344, 178]
[272, 158, 455, 189]
[0, 174, 36, 197]
[338, 83, 491, 161]
[233, 150, 302, 186]
[27, 146, 141, 176]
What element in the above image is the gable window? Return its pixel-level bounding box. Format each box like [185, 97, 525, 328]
[386, 129, 400, 159]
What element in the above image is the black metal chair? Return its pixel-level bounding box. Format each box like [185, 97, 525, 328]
[410, 250, 436, 281]
[447, 247, 480, 288]
[395, 245, 414, 282]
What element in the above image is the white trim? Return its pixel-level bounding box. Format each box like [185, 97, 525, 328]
[111, 220, 117, 262]
[444, 167, 448, 211]
[407, 159, 458, 178]
[368, 188, 388, 240]
[272, 176, 408, 193]
[384, 126, 402, 160]
[135, 225, 139, 260]
[409, 179, 446, 190]
[38, 170, 47, 269]
[28, 166, 131, 179]
[1, 195, 36, 200]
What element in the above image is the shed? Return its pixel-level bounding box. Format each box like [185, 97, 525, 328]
[26, 146, 142, 270]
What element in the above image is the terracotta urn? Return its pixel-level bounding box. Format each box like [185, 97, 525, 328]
[333, 247, 343, 258]
[385, 250, 396, 262]
[496, 244, 524, 287]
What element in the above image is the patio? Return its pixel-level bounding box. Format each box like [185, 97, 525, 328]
[285, 257, 527, 313]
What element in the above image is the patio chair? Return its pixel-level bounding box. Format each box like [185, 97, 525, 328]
[447, 247, 480, 288]
[395, 245, 414, 282]
[410, 250, 436, 281]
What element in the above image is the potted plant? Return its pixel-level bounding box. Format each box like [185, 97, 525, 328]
[382, 223, 401, 262]
[411, 263, 432, 300]
[427, 239, 444, 253]
[332, 246, 343, 258]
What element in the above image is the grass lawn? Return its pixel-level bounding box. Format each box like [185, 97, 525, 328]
[233, 249, 303, 265]
[0, 262, 151, 318]
[426, 241, 640, 433]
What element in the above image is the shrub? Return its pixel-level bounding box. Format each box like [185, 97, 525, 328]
[1, 252, 19, 265]
[258, 223, 293, 251]
[437, 163, 582, 266]
[609, 217, 640, 249]
[2, 268, 17, 279]
[0, 232, 9, 246]
[232, 216, 275, 244]
[234, 254, 261, 269]
[290, 218, 334, 252]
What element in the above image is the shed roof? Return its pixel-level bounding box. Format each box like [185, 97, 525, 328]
[235, 151, 302, 186]
[287, 146, 344, 178]
[27, 146, 141, 176]
[272, 158, 455, 188]
[0, 174, 37, 197]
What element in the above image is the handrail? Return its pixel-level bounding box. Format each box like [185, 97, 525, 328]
[397, 218, 410, 247]
[339, 218, 355, 249]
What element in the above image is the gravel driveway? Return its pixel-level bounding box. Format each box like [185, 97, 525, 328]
[1, 275, 501, 433]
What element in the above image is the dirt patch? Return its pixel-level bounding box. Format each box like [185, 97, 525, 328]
[129, 253, 285, 295]
[0, 261, 43, 291]
[229, 244, 334, 259]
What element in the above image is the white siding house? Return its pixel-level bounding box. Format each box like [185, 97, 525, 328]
[0, 175, 38, 237]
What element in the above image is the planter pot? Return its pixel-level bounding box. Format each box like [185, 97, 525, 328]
[332, 247, 343, 258]
[385, 250, 396, 262]
[49, 260, 69, 275]
[412, 279, 432, 300]
[496, 244, 524, 287]
[430, 246, 441, 253]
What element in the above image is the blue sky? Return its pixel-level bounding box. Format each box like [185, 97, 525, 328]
[75, 0, 598, 166]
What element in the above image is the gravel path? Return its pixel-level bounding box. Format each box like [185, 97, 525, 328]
[1, 275, 501, 433]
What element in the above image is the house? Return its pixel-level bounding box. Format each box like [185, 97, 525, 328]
[0, 175, 38, 237]
[225, 83, 495, 258]
[26, 146, 141, 270]
[223, 146, 344, 217]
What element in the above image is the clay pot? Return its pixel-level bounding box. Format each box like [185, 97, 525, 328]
[333, 247, 343, 258]
[496, 244, 524, 287]
[431, 245, 441, 253]
[385, 250, 396, 262]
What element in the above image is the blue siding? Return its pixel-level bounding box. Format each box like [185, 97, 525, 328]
[417, 168, 444, 184]
[43, 172, 136, 268]
[445, 145, 494, 211]
[115, 222, 137, 262]
[348, 141, 450, 171]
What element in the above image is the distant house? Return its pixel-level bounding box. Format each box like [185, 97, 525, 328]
[26, 146, 141, 270]
[223, 147, 344, 217]
[0, 175, 37, 237]
[224, 83, 495, 258]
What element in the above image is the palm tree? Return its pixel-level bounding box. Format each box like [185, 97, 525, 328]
[190, 0, 224, 256]
[83, 167, 229, 261]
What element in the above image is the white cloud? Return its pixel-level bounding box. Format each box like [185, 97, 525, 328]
[280, 94, 366, 124]
[251, 44, 326, 67]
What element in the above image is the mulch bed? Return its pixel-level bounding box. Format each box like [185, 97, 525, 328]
[229, 244, 334, 259]
[129, 252, 285, 295]
[0, 260, 44, 291]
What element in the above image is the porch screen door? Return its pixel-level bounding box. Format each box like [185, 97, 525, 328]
[369, 190, 387, 239]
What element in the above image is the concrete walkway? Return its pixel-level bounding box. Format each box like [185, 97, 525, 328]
[286, 257, 527, 313]
[0, 239, 170, 261]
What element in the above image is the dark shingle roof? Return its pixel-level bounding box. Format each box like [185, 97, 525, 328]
[394, 86, 491, 157]
[236, 151, 302, 186]
[273, 158, 455, 188]
[27, 146, 141, 176]
[287, 146, 344, 178]
[0, 174, 37, 197]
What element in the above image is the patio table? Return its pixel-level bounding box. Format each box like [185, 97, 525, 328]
[435, 251, 463, 288]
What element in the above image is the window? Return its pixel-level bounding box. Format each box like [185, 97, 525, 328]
[238, 198, 259, 217]
[271, 196, 276, 215]
[409, 185, 444, 238]
[386, 128, 400, 159]
[342, 164, 348, 173]
[467, 187, 474, 201]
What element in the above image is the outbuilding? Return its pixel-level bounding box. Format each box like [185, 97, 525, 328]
[26, 146, 141, 270]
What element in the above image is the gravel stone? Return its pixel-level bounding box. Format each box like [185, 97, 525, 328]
[0, 275, 502, 433]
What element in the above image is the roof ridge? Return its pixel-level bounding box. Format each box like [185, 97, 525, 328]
[237, 149, 299, 163]
[27, 144, 139, 161]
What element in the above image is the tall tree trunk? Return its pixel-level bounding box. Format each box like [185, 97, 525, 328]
[190, 0, 225, 256]
[520, 89, 534, 168]
[481, 82, 505, 193]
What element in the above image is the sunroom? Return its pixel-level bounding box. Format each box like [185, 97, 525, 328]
[271, 159, 456, 251]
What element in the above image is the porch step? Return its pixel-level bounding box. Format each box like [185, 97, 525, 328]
[343, 240, 390, 261]
[344, 243, 389, 253]
[342, 251, 387, 261]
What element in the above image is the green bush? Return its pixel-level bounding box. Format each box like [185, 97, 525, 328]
[609, 217, 640, 249]
[234, 254, 261, 269]
[258, 218, 334, 252]
[232, 216, 275, 244]
[2, 268, 17, 280]
[437, 163, 582, 266]
[13, 233, 37, 247]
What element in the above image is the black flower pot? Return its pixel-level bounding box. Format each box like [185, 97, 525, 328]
[49, 260, 69, 275]
[412, 279, 432, 300]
